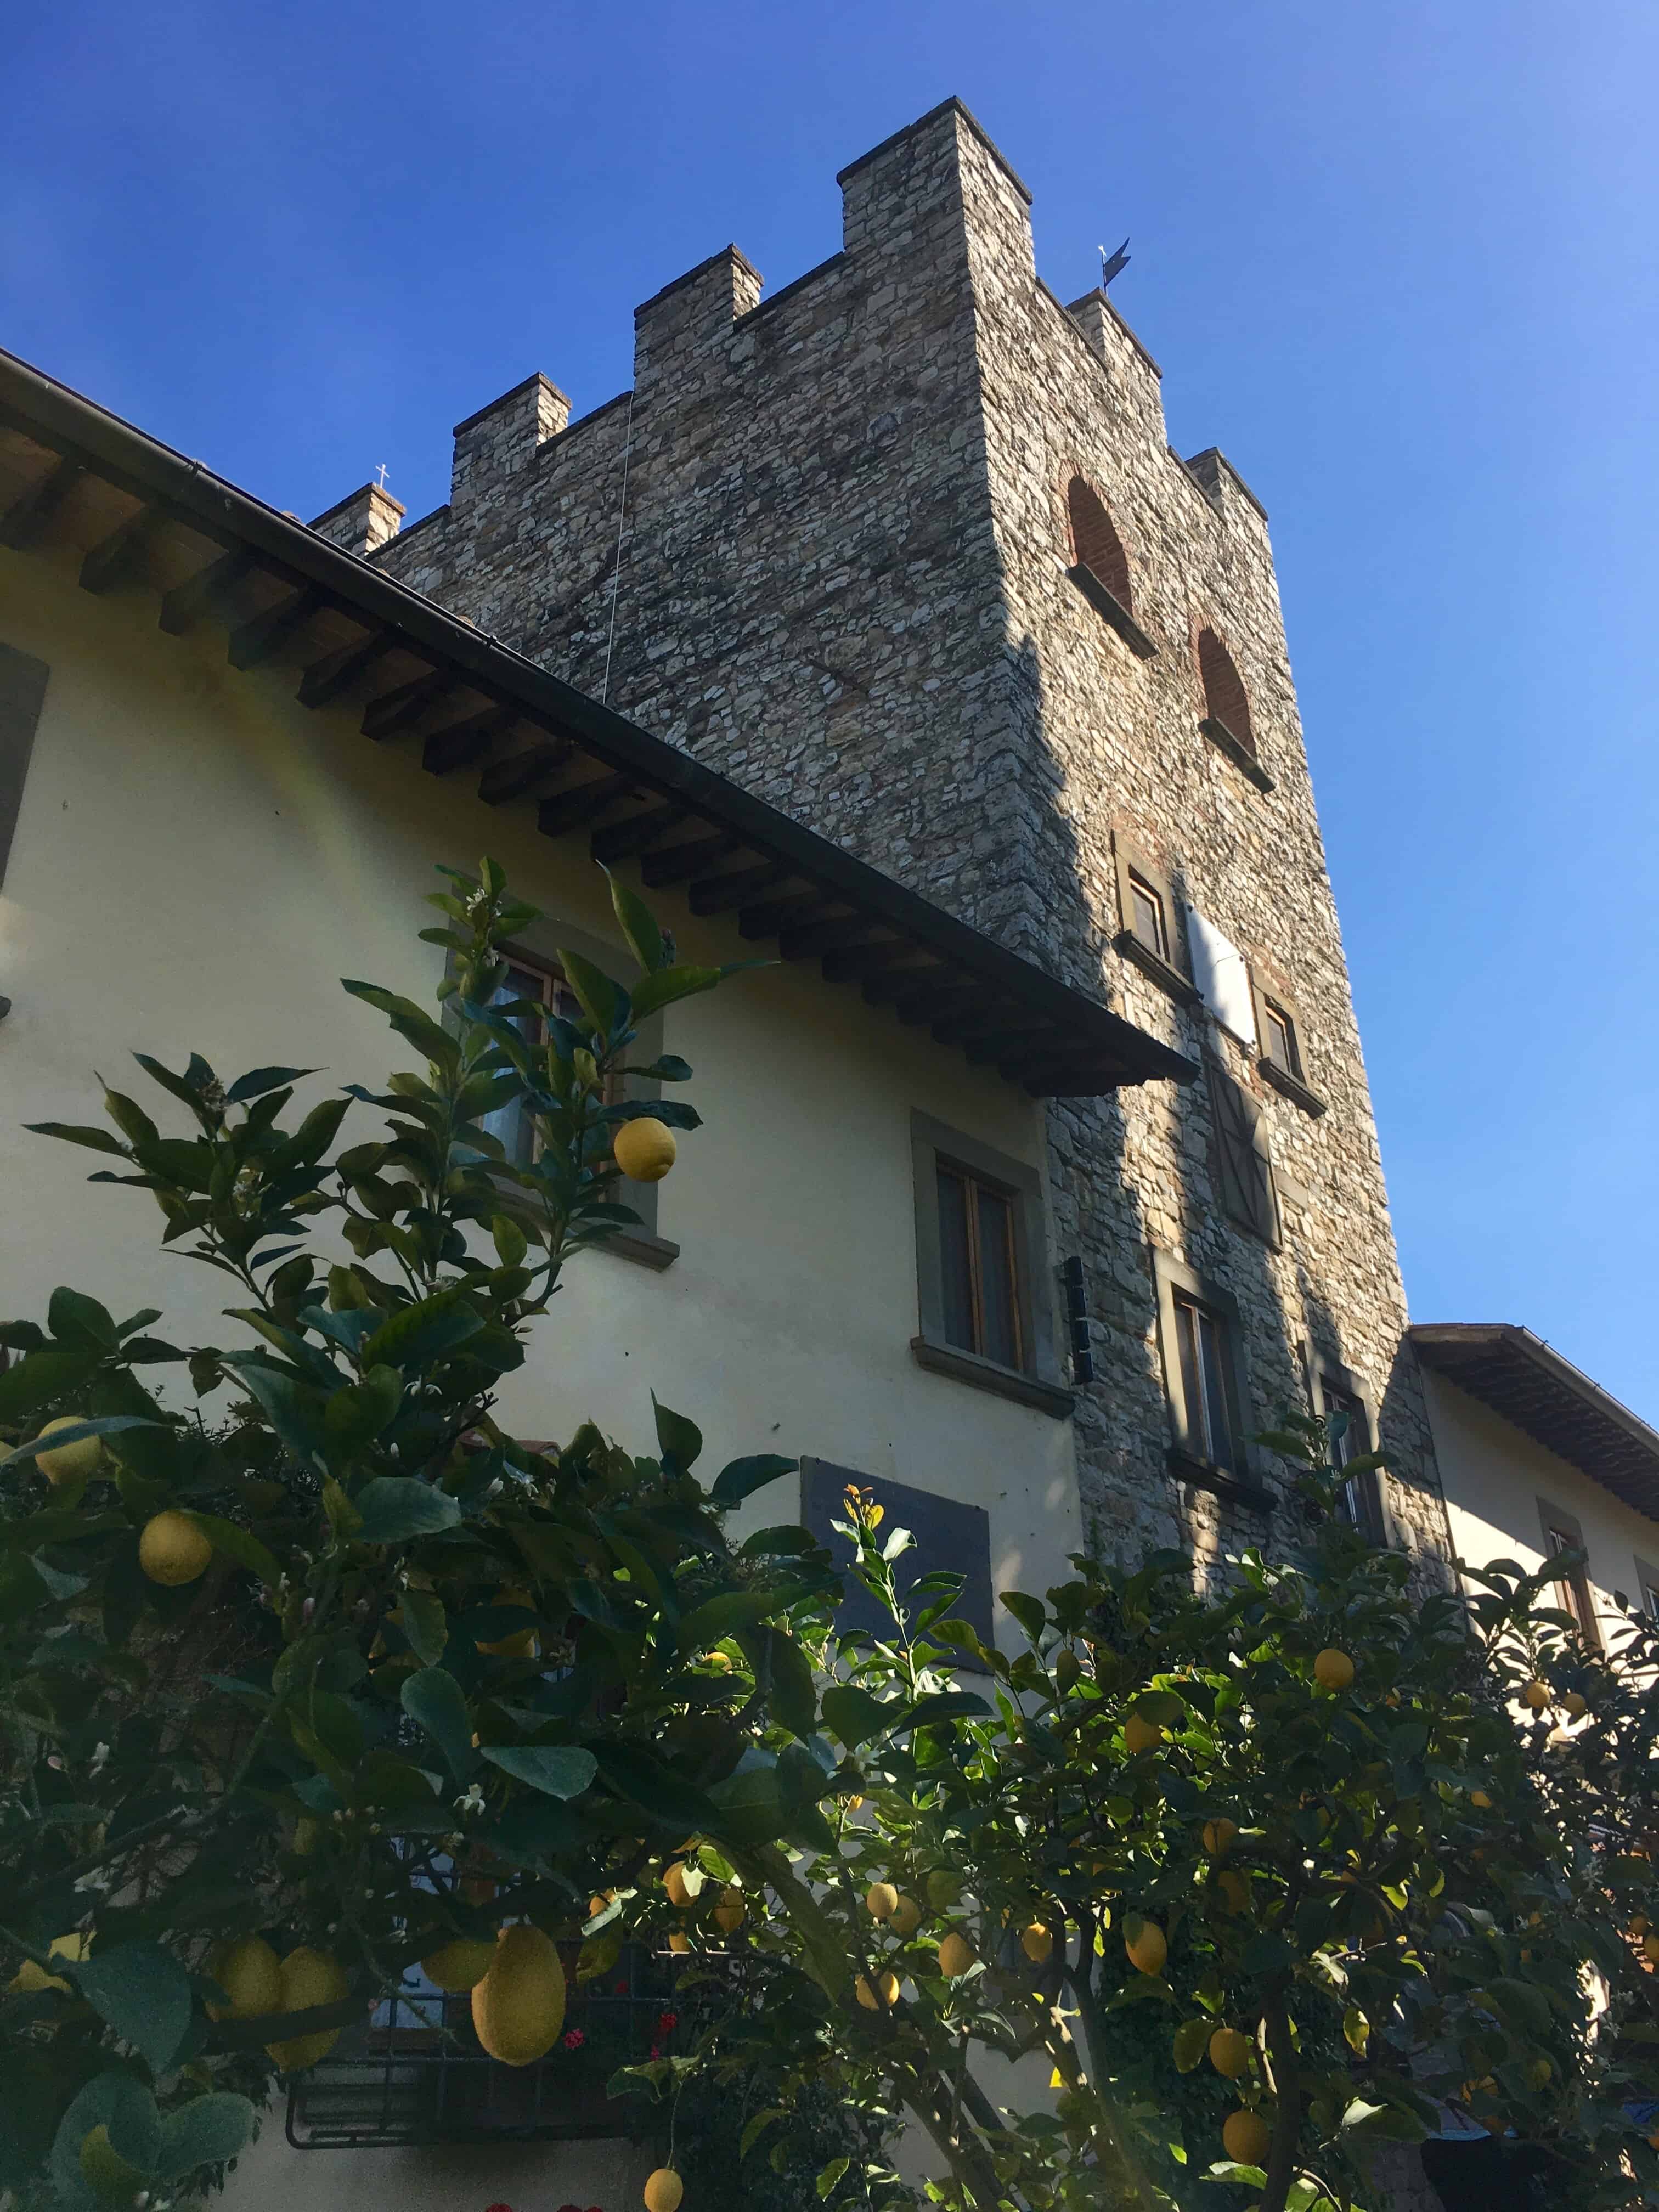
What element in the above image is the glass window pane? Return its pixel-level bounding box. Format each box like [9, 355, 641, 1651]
[1263, 1003, 1295, 1074]
[1198, 1310, 1234, 1472]
[975, 1187, 1020, 1369]
[480, 962, 546, 1166]
[1130, 877, 1166, 958]
[937, 1167, 977, 1353]
[1175, 1298, 1207, 1458]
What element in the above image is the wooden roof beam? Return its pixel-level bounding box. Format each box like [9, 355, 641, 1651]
[362, 668, 453, 740]
[639, 831, 745, 888]
[298, 631, 398, 708]
[478, 740, 571, 806]
[777, 915, 881, 961]
[738, 891, 839, 940]
[537, 772, 635, 838]
[819, 938, 919, 985]
[159, 550, 253, 636]
[229, 585, 325, 670]
[860, 959, 952, 1007]
[590, 804, 692, 864]
[0, 455, 82, 549]
[688, 861, 792, 917]
[79, 504, 157, 595]
[423, 707, 515, 776]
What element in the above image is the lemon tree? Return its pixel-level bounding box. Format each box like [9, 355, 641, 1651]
[0, 861, 836, 2211]
[617, 1442, 1659, 2212]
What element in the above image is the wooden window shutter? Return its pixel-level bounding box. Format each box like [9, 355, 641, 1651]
[0, 641, 50, 890]
[1207, 1062, 1280, 1247]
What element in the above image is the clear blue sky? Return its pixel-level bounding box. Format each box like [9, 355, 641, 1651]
[5, 3, 1656, 1414]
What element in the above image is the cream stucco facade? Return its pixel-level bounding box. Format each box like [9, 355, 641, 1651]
[1424, 1369, 1659, 1643]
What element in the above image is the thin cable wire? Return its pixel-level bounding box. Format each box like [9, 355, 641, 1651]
[600, 387, 637, 704]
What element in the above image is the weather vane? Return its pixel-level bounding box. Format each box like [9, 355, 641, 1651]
[1098, 238, 1130, 289]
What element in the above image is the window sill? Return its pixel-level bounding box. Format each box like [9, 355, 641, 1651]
[1199, 716, 1274, 793]
[1167, 1447, 1274, 1511]
[1114, 930, 1200, 1008]
[1257, 1057, 1326, 1118]
[1066, 565, 1158, 659]
[910, 1336, 1075, 1420]
[596, 1229, 681, 1272]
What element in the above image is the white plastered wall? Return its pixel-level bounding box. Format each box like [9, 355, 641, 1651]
[1425, 1369, 1659, 1640]
[0, 544, 1081, 2205]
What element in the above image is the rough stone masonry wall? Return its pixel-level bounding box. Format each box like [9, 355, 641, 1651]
[364, 98, 1449, 1581]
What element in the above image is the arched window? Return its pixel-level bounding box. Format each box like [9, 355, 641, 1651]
[1066, 477, 1132, 614]
[1197, 628, 1254, 757]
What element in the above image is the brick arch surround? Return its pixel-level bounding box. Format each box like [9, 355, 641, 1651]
[1196, 624, 1255, 756]
[1065, 473, 1133, 613]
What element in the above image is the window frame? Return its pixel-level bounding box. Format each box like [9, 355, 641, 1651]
[910, 1111, 1071, 1418]
[1195, 625, 1273, 793]
[1151, 1248, 1268, 1505]
[1205, 1056, 1283, 1250]
[1536, 1498, 1601, 1649]
[1305, 1351, 1392, 1548]
[446, 913, 678, 1269]
[0, 639, 50, 892]
[1063, 477, 1157, 661]
[1111, 834, 1198, 1006]
[1249, 970, 1326, 1117]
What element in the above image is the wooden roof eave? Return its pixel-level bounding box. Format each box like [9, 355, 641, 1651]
[0, 345, 1198, 1102]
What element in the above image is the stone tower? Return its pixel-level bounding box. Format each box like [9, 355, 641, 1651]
[352, 98, 1448, 1572]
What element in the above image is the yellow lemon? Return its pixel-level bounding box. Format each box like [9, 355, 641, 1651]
[1124, 1713, 1163, 1754]
[1216, 1871, 1250, 1915]
[702, 1650, 732, 1673]
[9, 1931, 88, 1994]
[207, 1935, 282, 2020]
[1522, 1680, 1551, 1712]
[614, 1118, 677, 1183]
[1202, 1818, 1238, 1857]
[139, 1510, 212, 1587]
[1641, 1934, 1659, 1967]
[267, 1946, 350, 2070]
[855, 1970, 900, 2010]
[1124, 1917, 1167, 1976]
[663, 1861, 693, 1909]
[865, 1882, 899, 1921]
[471, 1925, 566, 2066]
[937, 1931, 975, 1978]
[668, 1932, 691, 1954]
[1470, 1789, 1493, 1810]
[644, 2170, 684, 2212]
[888, 1894, 922, 1936]
[1527, 2057, 1553, 2089]
[1313, 1649, 1355, 1692]
[1209, 2027, 1251, 2079]
[35, 1417, 103, 1486]
[1563, 1692, 1587, 1718]
[80, 2125, 148, 2201]
[714, 1890, 746, 1933]
[1222, 2109, 1271, 2166]
[421, 1937, 499, 1991]
[1020, 1920, 1053, 1962]
[926, 1870, 962, 1911]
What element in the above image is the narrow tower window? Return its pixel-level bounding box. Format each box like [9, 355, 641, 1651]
[1197, 628, 1255, 758]
[1066, 478, 1133, 614]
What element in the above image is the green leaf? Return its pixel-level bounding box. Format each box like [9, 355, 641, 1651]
[182, 1513, 281, 1587]
[602, 864, 666, 974]
[0, 1415, 160, 1471]
[893, 1690, 991, 1733]
[49, 1288, 118, 1350]
[630, 963, 736, 1022]
[353, 1477, 462, 1542]
[226, 1066, 316, 1104]
[228, 1359, 328, 1466]
[153, 2094, 256, 2179]
[999, 1589, 1047, 1643]
[821, 1684, 892, 1751]
[340, 980, 460, 1070]
[400, 1667, 476, 1781]
[591, 1743, 719, 1832]
[480, 1745, 598, 1798]
[24, 1121, 130, 1158]
[0, 1344, 100, 1419]
[399, 1585, 448, 1666]
[50, 2075, 159, 2212]
[763, 1628, 819, 1741]
[1172, 2018, 1209, 2073]
[73, 1940, 194, 2072]
[323, 1367, 404, 1452]
[816, 2156, 850, 2198]
[555, 945, 627, 1037]
[361, 1289, 483, 1373]
[652, 1397, 703, 1474]
[710, 1453, 797, 1509]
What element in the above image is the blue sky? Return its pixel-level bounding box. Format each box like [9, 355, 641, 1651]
[5, 2, 1656, 1413]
